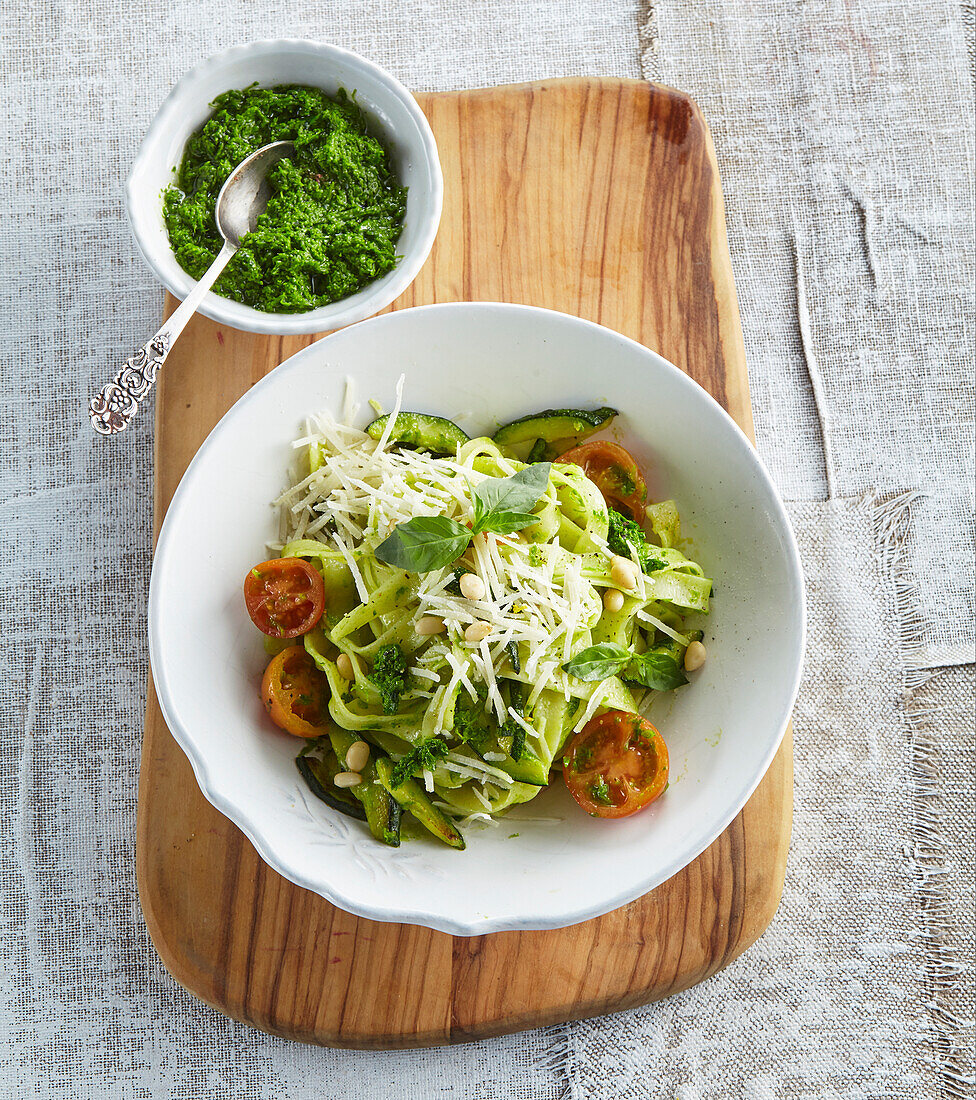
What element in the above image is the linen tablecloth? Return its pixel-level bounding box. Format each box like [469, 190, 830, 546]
[1, 2, 972, 1096]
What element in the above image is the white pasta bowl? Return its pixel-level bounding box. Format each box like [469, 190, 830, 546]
[148, 303, 805, 936]
[126, 40, 442, 334]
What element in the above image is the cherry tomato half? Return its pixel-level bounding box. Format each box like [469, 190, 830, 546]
[557, 441, 647, 519]
[244, 558, 325, 638]
[562, 709, 668, 818]
[260, 646, 331, 738]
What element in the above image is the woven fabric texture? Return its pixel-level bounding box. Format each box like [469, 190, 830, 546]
[1, 1, 973, 1097]
[641, 0, 975, 669]
[0, 5, 635, 1096]
[569, 494, 975, 1099]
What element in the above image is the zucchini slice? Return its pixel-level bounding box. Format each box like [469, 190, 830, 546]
[357, 761, 402, 847]
[328, 728, 401, 846]
[296, 751, 367, 822]
[366, 412, 470, 455]
[375, 757, 466, 850]
[488, 744, 549, 786]
[493, 406, 617, 459]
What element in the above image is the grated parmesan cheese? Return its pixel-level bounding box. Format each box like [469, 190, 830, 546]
[574, 681, 610, 732]
[276, 402, 650, 781]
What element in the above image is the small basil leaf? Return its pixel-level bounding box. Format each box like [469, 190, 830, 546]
[374, 516, 471, 573]
[477, 509, 539, 535]
[562, 643, 631, 682]
[625, 649, 689, 691]
[472, 463, 552, 535]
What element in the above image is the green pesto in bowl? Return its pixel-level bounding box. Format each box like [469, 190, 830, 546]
[162, 85, 407, 314]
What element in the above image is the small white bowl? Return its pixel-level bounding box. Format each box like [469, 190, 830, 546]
[149, 303, 805, 936]
[126, 40, 442, 335]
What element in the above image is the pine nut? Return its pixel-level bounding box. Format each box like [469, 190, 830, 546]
[464, 620, 493, 644]
[334, 771, 361, 788]
[610, 555, 638, 590]
[336, 653, 354, 680]
[684, 640, 707, 672]
[416, 615, 447, 636]
[459, 572, 486, 601]
[345, 740, 370, 772]
[603, 588, 625, 613]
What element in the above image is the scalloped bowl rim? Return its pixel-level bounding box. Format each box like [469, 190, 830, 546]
[125, 39, 443, 335]
[148, 302, 806, 936]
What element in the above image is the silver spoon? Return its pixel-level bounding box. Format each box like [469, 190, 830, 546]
[90, 140, 295, 435]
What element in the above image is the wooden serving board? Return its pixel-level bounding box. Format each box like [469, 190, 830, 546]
[139, 78, 793, 1048]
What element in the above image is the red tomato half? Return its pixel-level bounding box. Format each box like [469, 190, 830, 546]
[562, 709, 668, 818]
[244, 558, 325, 638]
[557, 441, 647, 519]
[260, 646, 331, 738]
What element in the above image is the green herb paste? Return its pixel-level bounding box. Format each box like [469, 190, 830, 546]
[162, 85, 407, 313]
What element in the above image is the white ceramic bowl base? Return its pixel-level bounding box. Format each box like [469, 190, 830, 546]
[149, 303, 805, 936]
[126, 40, 442, 335]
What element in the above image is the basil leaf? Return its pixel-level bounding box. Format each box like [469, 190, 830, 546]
[476, 508, 539, 535]
[472, 463, 552, 535]
[563, 643, 631, 682]
[374, 516, 471, 573]
[565, 643, 690, 691]
[625, 649, 689, 691]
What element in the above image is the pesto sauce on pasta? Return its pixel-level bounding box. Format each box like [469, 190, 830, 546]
[271, 404, 712, 826]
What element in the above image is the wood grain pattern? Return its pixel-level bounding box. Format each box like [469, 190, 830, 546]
[138, 78, 792, 1048]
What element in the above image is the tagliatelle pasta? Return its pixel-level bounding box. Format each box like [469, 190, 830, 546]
[246, 387, 712, 847]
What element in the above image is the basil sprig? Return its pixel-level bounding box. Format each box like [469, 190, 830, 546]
[471, 463, 552, 535]
[625, 649, 689, 691]
[561, 643, 631, 682]
[563, 642, 688, 691]
[375, 463, 552, 573]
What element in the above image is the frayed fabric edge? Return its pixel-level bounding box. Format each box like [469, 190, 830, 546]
[868, 482, 972, 672]
[870, 488, 975, 670]
[872, 489, 928, 669]
[873, 490, 976, 1098]
[537, 1020, 576, 1100]
[903, 672, 976, 1099]
[637, 1, 659, 82]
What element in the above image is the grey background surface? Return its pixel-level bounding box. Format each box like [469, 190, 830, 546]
[1, 2, 972, 1097]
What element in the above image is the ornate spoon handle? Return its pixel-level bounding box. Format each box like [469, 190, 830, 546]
[89, 241, 236, 435]
[89, 333, 172, 435]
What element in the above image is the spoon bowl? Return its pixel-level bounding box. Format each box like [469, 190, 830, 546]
[216, 140, 295, 247]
